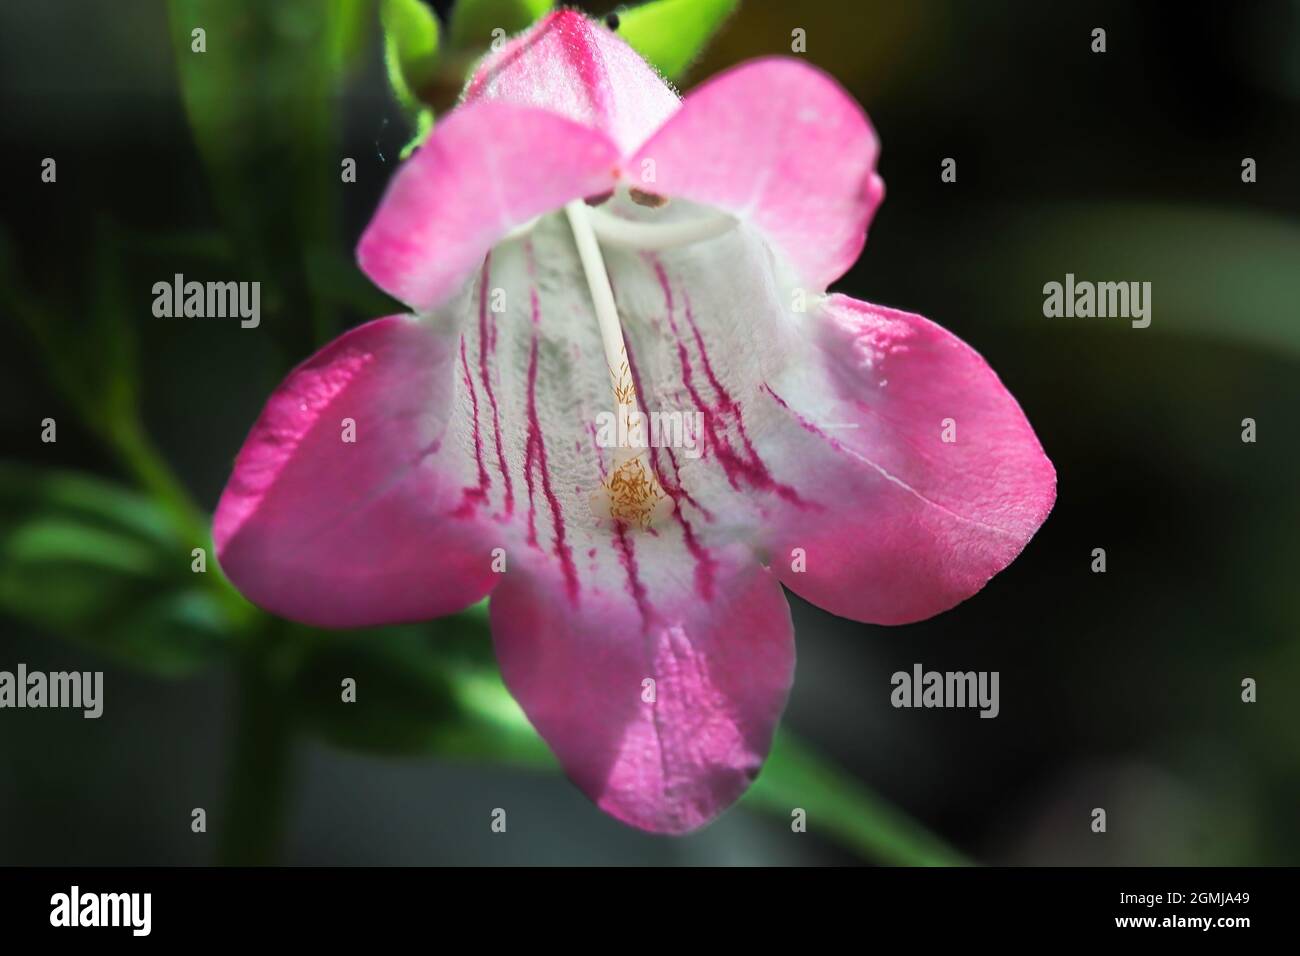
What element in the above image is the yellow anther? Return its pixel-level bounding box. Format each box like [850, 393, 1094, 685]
[590, 450, 674, 530]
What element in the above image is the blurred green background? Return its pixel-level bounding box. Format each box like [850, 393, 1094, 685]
[1, 0, 1297, 865]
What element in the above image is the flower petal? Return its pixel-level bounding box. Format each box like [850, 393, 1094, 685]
[464, 10, 680, 155]
[491, 541, 794, 833]
[356, 102, 621, 313]
[629, 57, 883, 290]
[214, 314, 498, 628]
[760, 295, 1056, 624]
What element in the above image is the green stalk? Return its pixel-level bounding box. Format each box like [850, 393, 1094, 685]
[104, 415, 257, 633]
[746, 731, 973, 866]
[217, 648, 297, 865]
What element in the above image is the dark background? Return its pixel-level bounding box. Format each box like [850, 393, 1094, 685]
[1, 0, 1297, 865]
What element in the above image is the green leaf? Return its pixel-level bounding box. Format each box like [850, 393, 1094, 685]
[382, 0, 441, 115]
[0, 464, 174, 549]
[448, 0, 552, 51]
[166, 0, 372, 352]
[0, 464, 230, 676]
[745, 732, 973, 865]
[615, 0, 738, 80]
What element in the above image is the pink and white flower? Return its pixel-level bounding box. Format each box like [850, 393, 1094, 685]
[214, 11, 1055, 833]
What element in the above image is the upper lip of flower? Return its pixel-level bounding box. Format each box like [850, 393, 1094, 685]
[358, 9, 885, 316]
[213, 9, 1055, 835]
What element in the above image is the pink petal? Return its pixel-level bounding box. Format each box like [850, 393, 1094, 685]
[356, 102, 621, 313]
[762, 295, 1056, 624]
[490, 542, 794, 834]
[464, 10, 680, 155]
[214, 315, 498, 628]
[629, 57, 883, 291]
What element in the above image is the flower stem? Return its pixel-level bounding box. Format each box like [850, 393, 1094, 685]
[217, 649, 297, 865]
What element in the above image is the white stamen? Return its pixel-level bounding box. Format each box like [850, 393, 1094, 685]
[563, 200, 674, 530]
[565, 200, 628, 380]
